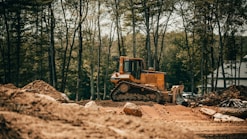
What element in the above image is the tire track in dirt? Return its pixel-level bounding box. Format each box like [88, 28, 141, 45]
[136, 103, 247, 139]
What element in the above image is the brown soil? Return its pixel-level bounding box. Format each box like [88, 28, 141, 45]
[0, 80, 247, 139]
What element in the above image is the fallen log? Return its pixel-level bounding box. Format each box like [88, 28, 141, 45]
[218, 107, 247, 119]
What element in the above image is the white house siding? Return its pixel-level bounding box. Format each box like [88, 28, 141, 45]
[207, 59, 247, 89]
[197, 56, 247, 94]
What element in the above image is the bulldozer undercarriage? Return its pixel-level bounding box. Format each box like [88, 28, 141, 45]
[110, 81, 164, 104]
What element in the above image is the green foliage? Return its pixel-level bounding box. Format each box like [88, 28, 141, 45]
[66, 68, 91, 100]
[0, 0, 247, 96]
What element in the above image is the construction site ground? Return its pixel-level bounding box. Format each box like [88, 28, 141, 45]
[0, 80, 247, 139]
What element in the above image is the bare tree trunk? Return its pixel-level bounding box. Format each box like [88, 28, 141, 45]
[16, 8, 21, 87]
[64, 25, 79, 94]
[35, 6, 44, 80]
[129, 0, 136, 58]
[90, 65, 94, 100]
[76, 0, 83, 102]
[208, 18, 215, 92]
[3, 3, 11, 83]
[39, 9, 45, 81]
[120, 23, 125, 56]
[48, 4, 57, 88]
[216, 19, 226, 89]
[238, 36, 243, 85]
[158, 11, 172, 65]
[215, 0, 226, 89]
[142, 0, 151, 68]
[210, 45, 215, 91]
[179, 1, 195, 93]
[114, 0, 122, 57]
[96, 0, 102, 100]
[152, 1, 163, 70]
[89, 20, 96, 100]
[60, 0, 69, 92]
[200, 44, 205, 94]
[103, 22, 115, 100]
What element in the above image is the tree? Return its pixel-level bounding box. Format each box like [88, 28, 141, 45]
[213, 0, 247, 89]
[0, 0, 53, 86]
[76, 0, 89, 101]
[151, 0, 175, 70]
[59, 0, 70, 92]
[0, 0, 246, 98]
[124, 0, 141, 58]
[177, 0, 197, 93]
[96, 0, 102, 100]
[48, 4, 57, 88]
[103, 22, 115, 100]
[140, 0, 151, 68]
[59, 0, 76, 93]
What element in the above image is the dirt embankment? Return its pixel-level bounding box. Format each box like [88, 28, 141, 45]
[0, 80, 247, 139]
[0, 80, 199, 139]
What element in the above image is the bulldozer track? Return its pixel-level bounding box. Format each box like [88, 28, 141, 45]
[110, 81, 164, 104]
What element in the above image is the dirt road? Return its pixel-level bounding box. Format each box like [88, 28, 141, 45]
[99, 101, 247, 139]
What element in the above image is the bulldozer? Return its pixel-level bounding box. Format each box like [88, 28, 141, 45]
[110, 56, 185, 104]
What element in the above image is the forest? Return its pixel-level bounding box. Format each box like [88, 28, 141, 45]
[0, 0, 247, 101]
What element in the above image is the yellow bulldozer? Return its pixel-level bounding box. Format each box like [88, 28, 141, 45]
[110, 56, 184, 104]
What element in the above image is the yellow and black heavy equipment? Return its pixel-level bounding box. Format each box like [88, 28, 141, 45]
[110, 56, 184, 104]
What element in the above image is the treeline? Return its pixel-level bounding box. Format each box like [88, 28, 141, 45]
[0, 0, 246, 100]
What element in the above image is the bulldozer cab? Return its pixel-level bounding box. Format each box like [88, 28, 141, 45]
[119, 56, 144, 80]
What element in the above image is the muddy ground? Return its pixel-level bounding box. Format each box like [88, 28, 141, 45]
[0, 80, 247, 139]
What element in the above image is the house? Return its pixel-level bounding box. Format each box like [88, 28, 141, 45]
[198, 55, 247, 94]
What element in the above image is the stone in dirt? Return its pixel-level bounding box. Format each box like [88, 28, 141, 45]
[123, 102, 142, 117]
[200, 108, 216, 116]
[84, 101, 99, 111]
[213, 112, 245, 122]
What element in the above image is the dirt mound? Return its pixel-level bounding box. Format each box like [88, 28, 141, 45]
[22, 80, 68, 102]
[0, 83, 17, 89]
[218, 85, 247, 99]
[0, 83, 200, 139]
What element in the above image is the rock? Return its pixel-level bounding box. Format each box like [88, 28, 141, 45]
[213, 112, 245, 122]
[60, 93, 70, 102]
[35, 93, 57, 102]
[123, 102, 142, 117]
[213, 113, 224, 119]
[200, 108, 216, 116]
[84, 101, 99, 111]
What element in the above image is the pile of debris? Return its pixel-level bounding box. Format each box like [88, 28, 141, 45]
[198, 85, 247, 107]
[219, 99, 247, 108]
[198, 85, 247, 119]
